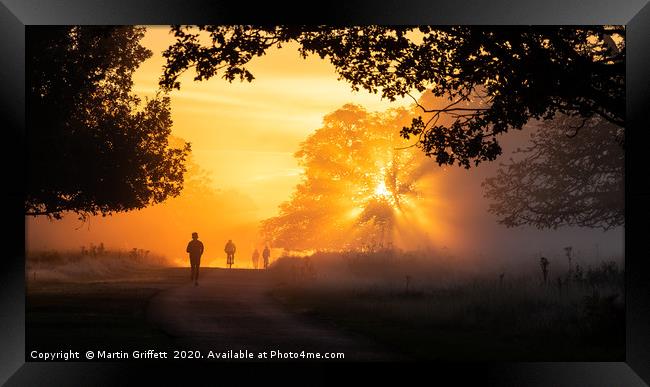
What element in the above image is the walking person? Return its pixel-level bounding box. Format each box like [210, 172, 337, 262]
[262, 245, 271, 270]
[224, 239, 236, 268]
[186, 232, 204, 286]
[252, 248, 260, 269]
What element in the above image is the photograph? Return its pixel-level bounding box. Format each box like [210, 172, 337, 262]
[24, 25, 628, 364]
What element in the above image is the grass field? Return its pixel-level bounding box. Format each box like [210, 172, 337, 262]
[25, 248, 624, 362]
[268, 251, 625, 361]
[26, 249, 187, 356]
[26, 268, 189, 356]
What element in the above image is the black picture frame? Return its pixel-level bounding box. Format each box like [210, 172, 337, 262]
[2, 1, 649, 385]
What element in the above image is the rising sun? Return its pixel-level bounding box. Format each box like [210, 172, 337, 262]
[374, 181, 391, 198]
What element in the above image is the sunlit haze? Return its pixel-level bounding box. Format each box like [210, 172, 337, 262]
[26, 26, 623, 268]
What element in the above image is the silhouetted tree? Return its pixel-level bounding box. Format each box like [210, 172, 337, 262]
[260, 104, 427, 251]
[482, 116, 623, 230]
[27, 26, 190, 220]
[159, 25, 624, 168]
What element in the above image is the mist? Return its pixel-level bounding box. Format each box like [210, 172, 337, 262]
[26, 103, 623, 271]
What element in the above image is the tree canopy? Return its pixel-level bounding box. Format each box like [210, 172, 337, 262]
[482, 116, 624, 230]
[27, 26, 190, 219]
[160, 25, 624, 168]
[261, 104, 430, 251]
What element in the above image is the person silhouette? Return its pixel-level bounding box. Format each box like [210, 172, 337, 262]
[186, 232, 204, 286]
[252, 248, 260, 269]
[224, 239, 236, 268]
[262, 245, 271, 270]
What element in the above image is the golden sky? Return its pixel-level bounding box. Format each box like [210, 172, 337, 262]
[26, 26, 623, 267]
[133, 26, 416, 218]
[26, 26, 416, 266]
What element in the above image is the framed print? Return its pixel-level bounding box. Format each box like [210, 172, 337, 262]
[1, 0, 649, 385]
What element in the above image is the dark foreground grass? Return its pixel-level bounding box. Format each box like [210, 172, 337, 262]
[272, 286, 624, 361]
[26, 267, 187, 356]
[269, 253, 625, 361]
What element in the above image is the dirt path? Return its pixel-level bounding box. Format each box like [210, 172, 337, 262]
[146, 268, 400, 361]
